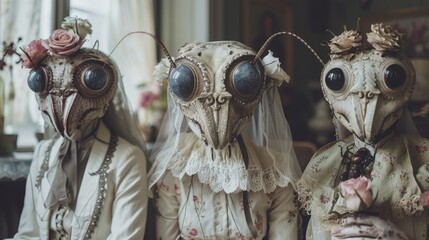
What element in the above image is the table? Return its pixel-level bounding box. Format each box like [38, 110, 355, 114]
[0, 152, 32, 181]
[0, 152, 32, 238]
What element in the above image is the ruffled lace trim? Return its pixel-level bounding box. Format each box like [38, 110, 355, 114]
[391, 194, 424, 220]
[296, 179, 313, 214]
[169, 151, 293, 194]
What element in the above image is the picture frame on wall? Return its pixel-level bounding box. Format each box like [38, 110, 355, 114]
[242, 0, 294, 78]
[361, 7, 429, 102]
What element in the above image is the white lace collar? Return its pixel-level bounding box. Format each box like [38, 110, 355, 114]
[164, 133, 294, 194]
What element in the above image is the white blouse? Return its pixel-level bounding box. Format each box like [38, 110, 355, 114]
[155, 171, 298, 239]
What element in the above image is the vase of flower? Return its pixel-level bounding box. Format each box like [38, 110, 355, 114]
[137, 82, 167, 143]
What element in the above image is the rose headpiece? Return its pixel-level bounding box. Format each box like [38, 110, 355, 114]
[21, 17, 92, 68]
[327, 23, 404, 59]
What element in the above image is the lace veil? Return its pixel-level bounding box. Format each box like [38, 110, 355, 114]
[148, 51, 302, 194]
[103, 66, 147, 156]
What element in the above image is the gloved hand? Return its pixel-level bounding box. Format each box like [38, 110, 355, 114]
[330, 214, 409, 240]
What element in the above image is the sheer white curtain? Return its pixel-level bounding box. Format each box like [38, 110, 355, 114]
[0, 0, 45, 147]
[0, 0, 156, 148]
[71, 0, 157, 110]
[108, 0, 156, 110]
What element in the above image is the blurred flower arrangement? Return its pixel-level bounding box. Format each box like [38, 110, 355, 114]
[138, 82, 167, 110]
[0, 38, 22, 134]
[137, 58, 170, 142]
[0, 38, 22, 71]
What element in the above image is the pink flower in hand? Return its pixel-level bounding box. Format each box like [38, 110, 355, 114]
[420, 191, 429, 206]
[43, 29, 83, 57]
[340, 176, 373, 212]
[188, 228, 198, 237]
[21, 40, 48, 68]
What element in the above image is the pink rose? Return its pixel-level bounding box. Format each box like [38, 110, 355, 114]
[188, 228, 198, 237]
[138, 85, 161, 108]
[21, 40, 48, 68]
[340, 176, 373, 212]
[43, 29, 83, 57]
[420, 191, 429, 206]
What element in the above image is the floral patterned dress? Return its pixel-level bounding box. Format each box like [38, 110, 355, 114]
[151, 134, 299, 240]
[297, 133, 429, 240]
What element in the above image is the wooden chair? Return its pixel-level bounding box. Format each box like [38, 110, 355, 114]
[293, 141, 318, 172]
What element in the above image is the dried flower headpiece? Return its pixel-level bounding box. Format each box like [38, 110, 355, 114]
[326, 23, 404, 59]
[326, 27, 362, 55]
[366, 23, 403, 52]
[21, 17, 92, 68]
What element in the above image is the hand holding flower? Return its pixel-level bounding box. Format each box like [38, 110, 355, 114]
[331, 215, 409, 240]
[339, 176, 373, 212]
[419, 191, 429, 207]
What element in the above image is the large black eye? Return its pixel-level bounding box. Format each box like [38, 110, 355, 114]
[76, 61, 115, 98]
[83, 67, 108, 91]
[168, 64, 196, 101]
[232, 61, 263, 100]
[27, 68, 46, 93]
[384, 64, 406, 89]
[325, 68, 345, 91]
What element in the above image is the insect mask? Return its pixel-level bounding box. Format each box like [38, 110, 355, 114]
[321, 24, 415, 144]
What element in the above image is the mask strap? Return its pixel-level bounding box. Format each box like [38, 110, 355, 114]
[237, 135, 258, 238]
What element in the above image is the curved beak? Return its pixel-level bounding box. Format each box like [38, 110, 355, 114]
[350, 92, 379, 142]
[190, 92, 232, 150]
[39, 88, 77, 136]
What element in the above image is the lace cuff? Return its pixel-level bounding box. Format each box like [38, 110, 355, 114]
[296, 179, 313, 214]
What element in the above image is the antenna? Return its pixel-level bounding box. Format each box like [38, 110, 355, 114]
[109, 31, 176, 68]
[254, 31, 324, 66]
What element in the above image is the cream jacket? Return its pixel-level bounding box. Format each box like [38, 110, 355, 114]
[12, 123, 147, 240]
